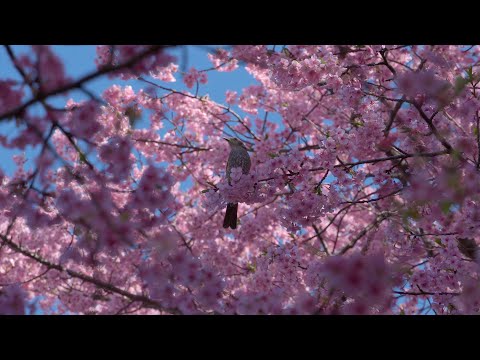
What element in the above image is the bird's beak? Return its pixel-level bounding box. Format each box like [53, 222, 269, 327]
[223, 138, 230, 142]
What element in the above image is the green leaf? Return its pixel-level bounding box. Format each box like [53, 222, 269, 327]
[351, 120, 364, 128]
[201, 189, 210, 193]
[119, 212, 130, 222]
[78, 152, 87, 164]
[466, 66, 474, 79]
[282, 48, 295, 59]
[440, 201, 452, 214]
[451, 149, 463, 162]
[73, 226, 83, 236]
[399, 309, 405, 315]
[454, 76, 469, 95]
[125, 106, 141, 128]
[403, 208, 420, 220]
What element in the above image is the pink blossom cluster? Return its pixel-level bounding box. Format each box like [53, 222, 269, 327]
[277, 190, 329, 232]
[98, 136, 133, 182]
[207, 49, 238, 72]
[268, 47, 342, 91]
[183, 68, 208, 89]
[141, 247, 225, 314]
[397, 70, 454, 107]
[0, 285, 26, 315]
[32, 45, 71, 93]
[63, 100, 103, 139]
[317, 253, 394, 314]
[0, 80, 24, 114]
[95, 45, 174, 80]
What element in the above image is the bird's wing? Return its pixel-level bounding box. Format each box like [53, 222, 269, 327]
[227, 151, 251, 176]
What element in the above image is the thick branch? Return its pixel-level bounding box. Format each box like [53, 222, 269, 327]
[412, 102, 454, 153]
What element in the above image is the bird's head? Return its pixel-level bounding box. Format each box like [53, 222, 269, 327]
[224, 137, 247, 150]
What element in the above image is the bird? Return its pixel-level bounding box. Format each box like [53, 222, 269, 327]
[223, 137, 251, 229]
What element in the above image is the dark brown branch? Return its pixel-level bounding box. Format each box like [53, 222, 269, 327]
[133, 138, 210, 152]
[312, 224, 330, 255]
[384, 95, 406, 136]
[301, 204, 353, 244]
[412, 102, 454, 153]
[338, 212, 390, 255]
[394, 290, 459, 296]
[379, 48, 397, 76]
[340, 188, 404, 204]
[336, 150, 449, 168]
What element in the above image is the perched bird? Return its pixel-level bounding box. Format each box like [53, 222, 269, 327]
[223, 137, 251, 229]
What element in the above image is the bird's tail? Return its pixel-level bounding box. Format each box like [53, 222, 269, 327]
[223, 203, 238, 229]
